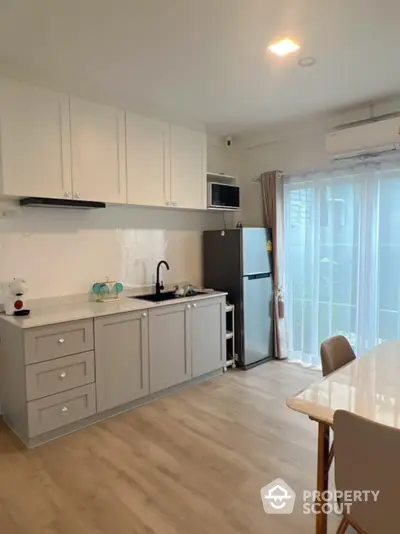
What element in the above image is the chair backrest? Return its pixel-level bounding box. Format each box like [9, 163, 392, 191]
[334, 409, 400, 534]
[320, 335, 356, 377]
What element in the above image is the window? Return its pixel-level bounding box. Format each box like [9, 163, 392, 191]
[284, 162, 400, 366]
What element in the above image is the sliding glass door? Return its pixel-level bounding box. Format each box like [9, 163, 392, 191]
[284, 163, 400, 366]
[376, 173, 400, 344]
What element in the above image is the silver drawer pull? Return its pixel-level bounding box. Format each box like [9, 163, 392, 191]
[61, 406, 68, 414]
[58, 338, 65, 344]
[59, 372, 67, 379]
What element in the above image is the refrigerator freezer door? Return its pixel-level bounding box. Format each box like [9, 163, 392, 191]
[242, 228, 272, 276]
[243, 273, 274, 366]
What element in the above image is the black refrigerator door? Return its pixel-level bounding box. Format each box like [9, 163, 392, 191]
[203, 230, 241, 293]
[242, 273, 274, 366]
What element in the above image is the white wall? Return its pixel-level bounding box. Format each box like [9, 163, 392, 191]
[0, 202, 225, 300]
[239, 130, 329, 227]
[207, 143, 241, 178]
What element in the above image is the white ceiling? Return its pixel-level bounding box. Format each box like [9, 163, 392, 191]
[0, 0, 399, 134]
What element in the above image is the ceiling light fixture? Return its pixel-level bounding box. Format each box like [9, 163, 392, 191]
[298, 56, 316, 67]
[268, 38, 300, 57]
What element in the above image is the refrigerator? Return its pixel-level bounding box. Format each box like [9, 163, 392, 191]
[203, 227, 274, 369]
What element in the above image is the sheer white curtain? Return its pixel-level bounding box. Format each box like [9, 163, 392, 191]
[284, 158, 400, 367]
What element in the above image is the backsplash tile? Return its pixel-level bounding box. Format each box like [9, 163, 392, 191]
[0, 201, 229, 300]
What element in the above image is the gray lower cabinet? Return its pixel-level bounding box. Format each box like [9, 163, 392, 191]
[149, 296, 226, 392]
[191, 297, 226, 377]
[94, 310, 149, 412]
[0, 295, 225, 447]
[149, 303, 191, 393]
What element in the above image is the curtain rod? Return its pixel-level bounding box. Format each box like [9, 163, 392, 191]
[252, 173, 286, 183]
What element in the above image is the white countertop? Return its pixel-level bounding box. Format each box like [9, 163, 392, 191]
[287, 340, 400, 428]
[0, 291, 227, 329]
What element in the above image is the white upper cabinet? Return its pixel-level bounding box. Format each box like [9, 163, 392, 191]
[0, 78, 71, 198]
[70, 98, 126, 203]
[126, 114, 170, 207]
[170, 125, 207, 210]
[0, 76, 207, 209]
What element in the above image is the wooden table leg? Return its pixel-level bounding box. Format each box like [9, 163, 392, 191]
[315, 422, 330, 534]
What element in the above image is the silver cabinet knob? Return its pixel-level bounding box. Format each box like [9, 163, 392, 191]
[193, 303, 197, 308]
[58, 338, 65, 344]
[141, 312, 147, 318]
[61, 406, 68, 414]
[187, 304, 191, 309]
[60, 371, 67, 379]
[64, 192, 72, 198]
[75, 193, 81, 199]
[172, 201, 178, 207]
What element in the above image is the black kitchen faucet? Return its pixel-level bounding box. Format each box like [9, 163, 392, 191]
[156, 260, 170, 295]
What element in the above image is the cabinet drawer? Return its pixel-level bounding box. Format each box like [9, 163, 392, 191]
[24, 319, 94, 364]
[26, 351, 95, 401]
[27, 384, 96, 437]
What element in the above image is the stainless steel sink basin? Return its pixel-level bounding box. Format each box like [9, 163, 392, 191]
[131, 291, 207, 303]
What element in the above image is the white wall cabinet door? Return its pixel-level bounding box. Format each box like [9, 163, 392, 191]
[0, 78, 72, 199]
[126, 114, 170, 207]
[70, 98, 126, 203]
[170, 125, 207, 210]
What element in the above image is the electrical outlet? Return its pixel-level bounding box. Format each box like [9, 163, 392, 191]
[0, 199, 19, 218]
[0, 208, 17, 218]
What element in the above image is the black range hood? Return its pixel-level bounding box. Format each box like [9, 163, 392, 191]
[19, 197, 106, 209]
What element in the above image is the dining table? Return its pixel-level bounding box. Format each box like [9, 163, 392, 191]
[286, 339, 400, 534]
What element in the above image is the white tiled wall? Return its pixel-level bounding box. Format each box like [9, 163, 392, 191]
[0, 201, 228, 300]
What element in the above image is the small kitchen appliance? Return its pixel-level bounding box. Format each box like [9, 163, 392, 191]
[4, 278, 30, 316]
[207, 182, 240, 210]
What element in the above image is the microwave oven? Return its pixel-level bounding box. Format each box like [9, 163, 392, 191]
[208, 182, 240, 210]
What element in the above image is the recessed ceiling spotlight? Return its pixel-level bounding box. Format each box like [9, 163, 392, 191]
[268, 38, 300, 57]
[298, 56, 317, 67]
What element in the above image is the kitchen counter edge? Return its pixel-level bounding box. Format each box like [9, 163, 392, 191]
[0, 292, 228, 329]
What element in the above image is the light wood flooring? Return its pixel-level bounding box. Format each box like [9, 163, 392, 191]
[0, 362, 346, 533]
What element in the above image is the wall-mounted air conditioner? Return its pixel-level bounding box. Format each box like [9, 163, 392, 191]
[326, 116, 400, 161]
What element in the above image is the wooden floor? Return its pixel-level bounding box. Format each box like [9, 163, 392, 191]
[0, 362, 345, 533]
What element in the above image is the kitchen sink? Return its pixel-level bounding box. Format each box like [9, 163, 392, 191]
[131, 290, 207, 303]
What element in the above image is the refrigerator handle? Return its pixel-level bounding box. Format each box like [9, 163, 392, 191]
[245, 273, 271, 280]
